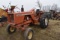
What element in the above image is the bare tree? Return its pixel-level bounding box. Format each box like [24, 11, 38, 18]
[37, 0, 42, 10]
[42, 5, 51, 12]
[57, 8, 60, 12]
[51, 4, 57, 12]
[59, 8, 60, 12]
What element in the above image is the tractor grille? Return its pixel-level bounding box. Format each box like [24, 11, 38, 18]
[9, 14, 14, 22]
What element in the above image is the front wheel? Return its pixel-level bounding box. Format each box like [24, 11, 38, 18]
[7, 24, 16, 34]
[24, 28, 34, 40]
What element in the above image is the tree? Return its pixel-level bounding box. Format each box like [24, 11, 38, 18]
[42, 5, 51, 12]
[37, 0, 42, 10]
[51, 4, 57, 12]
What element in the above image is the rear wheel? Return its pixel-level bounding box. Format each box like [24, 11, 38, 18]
[40, 14, 49, 29]
[24, 28, 34, 40]
[7, 24, 16, 34]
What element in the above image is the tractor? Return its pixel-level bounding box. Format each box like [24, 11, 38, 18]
[0, 8, 8, 26]
[0, 3, 14, 26]
[50, 10, 60, 20]
[6, 5, 49, 40]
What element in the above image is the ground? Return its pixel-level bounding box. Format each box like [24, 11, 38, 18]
[0, 19, 60, 40]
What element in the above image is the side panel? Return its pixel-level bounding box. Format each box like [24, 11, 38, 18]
[31, 14, 39, 24]
[14, 13, 24, 24]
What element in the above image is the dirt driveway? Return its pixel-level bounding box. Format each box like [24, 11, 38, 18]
[0, 20, 60, 40]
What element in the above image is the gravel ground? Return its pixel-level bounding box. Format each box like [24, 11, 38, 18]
[0, 19, 60, 40]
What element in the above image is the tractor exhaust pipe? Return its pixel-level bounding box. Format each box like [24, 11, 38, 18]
[21, 5, 24, 12]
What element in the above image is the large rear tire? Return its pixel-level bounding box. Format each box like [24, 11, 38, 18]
[40, 14, 49, 29]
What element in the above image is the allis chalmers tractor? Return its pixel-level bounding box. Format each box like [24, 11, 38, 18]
[6, 5, 49, 40]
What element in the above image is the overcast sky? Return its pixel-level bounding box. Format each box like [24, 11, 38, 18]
[0, 0, 60, 11]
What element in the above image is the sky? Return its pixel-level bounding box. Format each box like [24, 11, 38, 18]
[0, 0, 60, 11]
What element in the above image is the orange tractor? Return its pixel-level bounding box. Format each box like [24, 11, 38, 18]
[6, 5, 49, 40]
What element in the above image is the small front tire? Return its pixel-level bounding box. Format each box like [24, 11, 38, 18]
[24, 28, 34, 40]
[7, 24, 16, 34]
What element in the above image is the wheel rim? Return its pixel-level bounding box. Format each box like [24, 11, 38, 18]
[28, 31, 33, 40]
[10, 27, 15, 32]
[45, 18, 48, 26]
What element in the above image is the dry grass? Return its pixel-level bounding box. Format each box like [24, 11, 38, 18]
[0, 19, 60, 40]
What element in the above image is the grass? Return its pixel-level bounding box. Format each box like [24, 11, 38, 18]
[0, 19, 60, 40]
